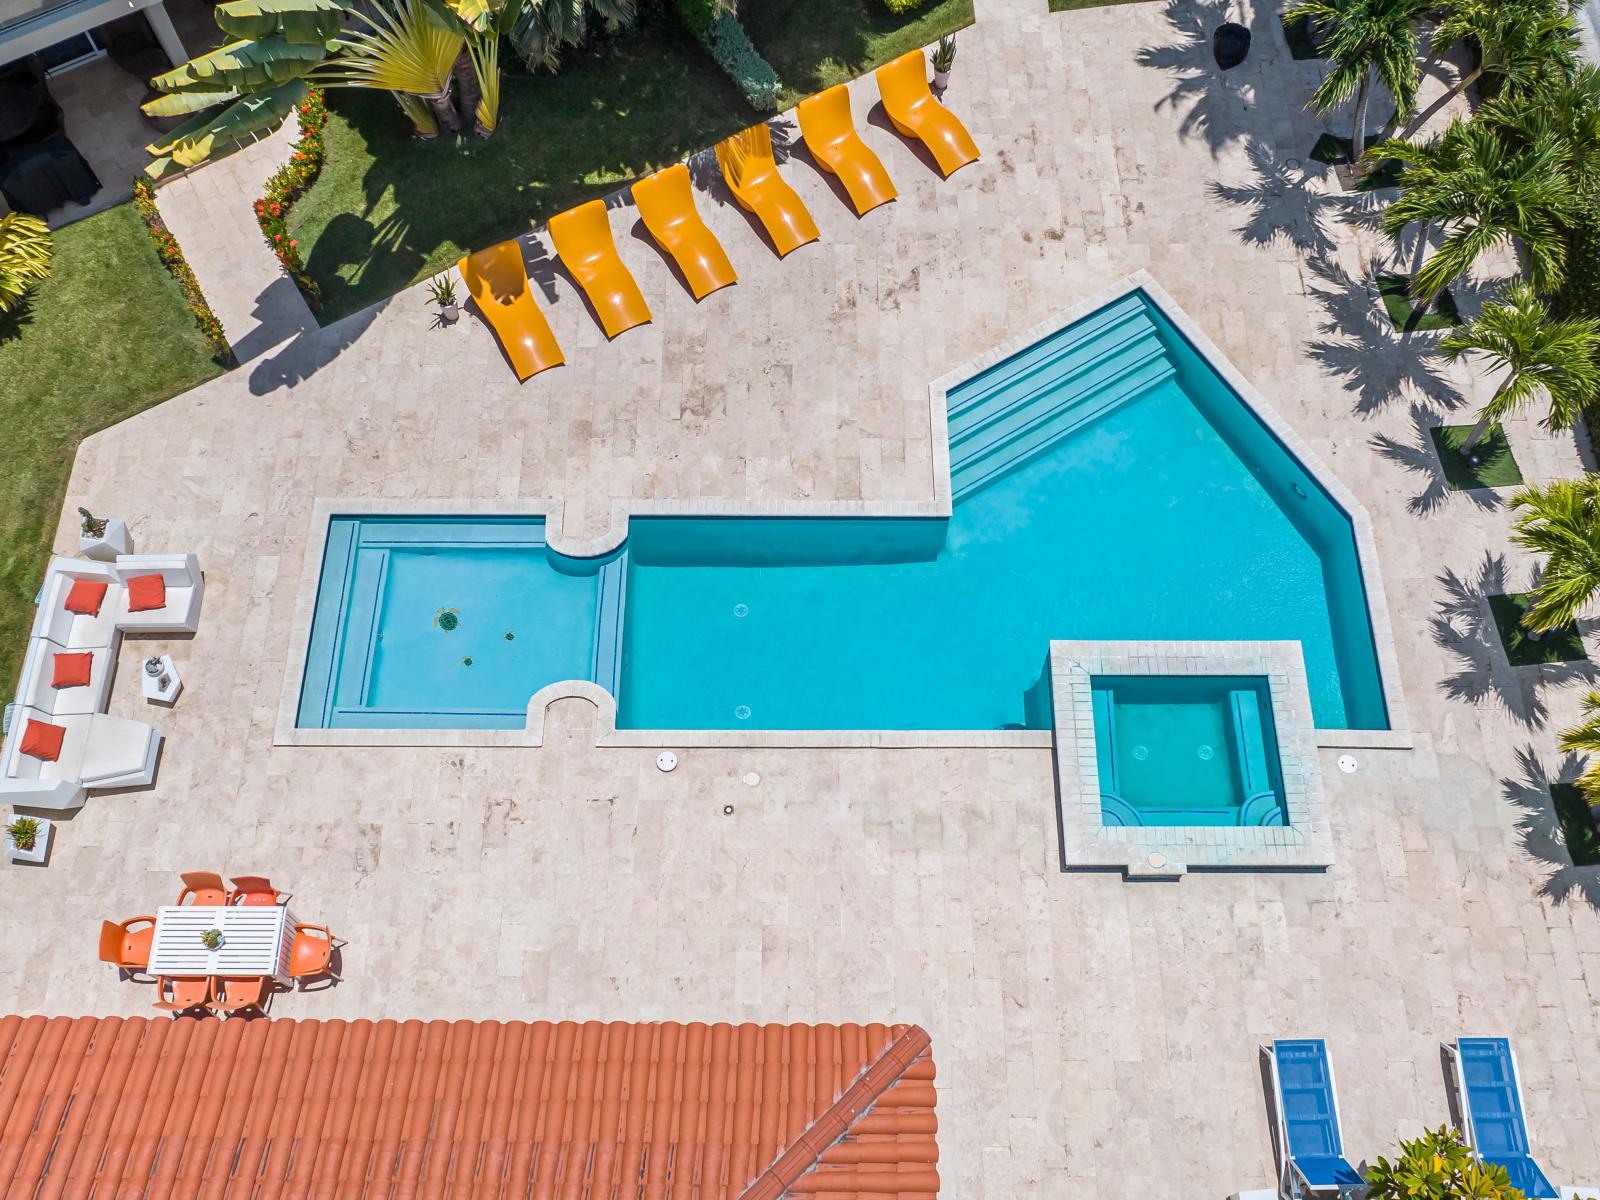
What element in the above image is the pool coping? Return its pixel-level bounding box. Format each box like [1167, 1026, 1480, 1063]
[273, 270, 1410, 753]
[1048, 640, 1332, 876]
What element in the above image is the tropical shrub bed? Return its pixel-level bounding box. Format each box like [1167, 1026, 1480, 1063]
[130, 179, 235, 366]
[882, 0, 932, 11]
[673, 0, 782, 109]
[254, 88, 329, 312]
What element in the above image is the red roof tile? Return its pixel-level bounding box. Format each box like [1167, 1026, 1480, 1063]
[0, 1015, 938, 1199]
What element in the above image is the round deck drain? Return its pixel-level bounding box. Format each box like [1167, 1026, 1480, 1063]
[1197, 744, 1215, 761]
[733, 603, 749, 618]
[743, 772, 761, 786]
[1337, 754, 1358, 774]
[655, 751, 678, 773]
[723, 804, 735, 816]
[734, 705, 752, 721]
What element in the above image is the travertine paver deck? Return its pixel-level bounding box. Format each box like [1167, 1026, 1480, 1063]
[5, 0, 1600, 1196]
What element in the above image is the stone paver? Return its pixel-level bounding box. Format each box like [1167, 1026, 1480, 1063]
[154, 118, 313, 362]
[5, 1, 1600, 1197]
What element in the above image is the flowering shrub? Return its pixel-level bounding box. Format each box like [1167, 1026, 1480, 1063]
[129, 178, 237, 367]
[254, 87, 328, 311]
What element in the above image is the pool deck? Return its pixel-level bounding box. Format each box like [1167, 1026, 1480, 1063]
[8, 0, 1600, 1195]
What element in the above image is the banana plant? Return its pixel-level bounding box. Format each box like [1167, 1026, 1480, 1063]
[141, 0, 347, 177]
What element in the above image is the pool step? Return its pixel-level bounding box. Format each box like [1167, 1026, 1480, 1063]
[592, 554, 628, 699]
[947, 295, 1176, 502]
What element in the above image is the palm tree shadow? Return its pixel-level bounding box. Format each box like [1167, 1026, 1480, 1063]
[1502, 745, 1600, 908]
[1301, 253, 1464, 417]
[1431, 553, 1599, 727]
[1135, 0, 1282, 158]
[1370, 403, 1500, 517]
[1207, 135, 1347, 256]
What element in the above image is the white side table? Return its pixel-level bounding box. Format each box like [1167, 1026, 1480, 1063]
[140, 656, 182, 706]
[5, 816, 52, 864]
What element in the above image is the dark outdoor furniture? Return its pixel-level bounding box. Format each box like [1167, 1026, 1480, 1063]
[0, 135, 102, 214]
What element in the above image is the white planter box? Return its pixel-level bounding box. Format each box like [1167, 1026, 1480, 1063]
[6, 816, 52, 864]
[79, 519, 132, 562]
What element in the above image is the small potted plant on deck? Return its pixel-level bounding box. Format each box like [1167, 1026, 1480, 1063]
[930, 35, 956, 90]
[77, 507, 131, 561]
[426, 273, 460, 324]
[5, 814, 51, 864]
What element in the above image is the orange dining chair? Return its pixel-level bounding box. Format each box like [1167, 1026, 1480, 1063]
[176, 871, 227, 906]
[289, 924, 342, 985]
[227, 875, 286, 907]
[154, 976, 213, 1015]
[97, 916, 156, 972]
[210, 976, 270, 1016]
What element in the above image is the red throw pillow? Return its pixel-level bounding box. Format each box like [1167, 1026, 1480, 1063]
[19, 719, 66, 762]
[126, 574, 166, 613]
[51, 652, 93, 689]
[63, 579, 107, 617]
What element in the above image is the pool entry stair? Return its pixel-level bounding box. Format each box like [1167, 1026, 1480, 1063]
[947, 293, 1177, 502]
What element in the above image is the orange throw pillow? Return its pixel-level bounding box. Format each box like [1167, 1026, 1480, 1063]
[19, 719, 66, 762]
[63, 579, 107, 616]
[51, 652, 93, 689]
[126, 574, 166, 613]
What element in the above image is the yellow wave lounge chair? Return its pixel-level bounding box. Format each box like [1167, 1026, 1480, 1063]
[458, 241, 564, 382]
[547, 199, 653, 339]
[797, 84, 897, 216]
[715, 125, 820, 258]
[631, 164, 738, 301]
[875, 49, 980, 178]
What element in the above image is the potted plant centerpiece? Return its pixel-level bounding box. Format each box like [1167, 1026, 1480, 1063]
[931, 35, 956, 90]
[201, 928, 224, 950]
[77, 507, 131, 561]
[426, 273, 460, 324]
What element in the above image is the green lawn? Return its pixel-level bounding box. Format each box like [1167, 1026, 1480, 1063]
[0, 204, 223, 692]
[1550, 783, 1600, 866]
[1429, 423, 1523, 490]
[1377, 273, 1460, 332]
[745, 0, 975, 108]
[290, 21, 752, 323]
[1487, 592, 1587, 666]
[1048, 0, 1151, 10]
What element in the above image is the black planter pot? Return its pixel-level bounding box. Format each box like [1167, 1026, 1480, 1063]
[1213, 22, 1251, 71]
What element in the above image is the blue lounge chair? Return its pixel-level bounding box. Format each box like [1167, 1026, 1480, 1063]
[1264, 1040, 1366, 1198]
[1445, 1038, 1558, 1199]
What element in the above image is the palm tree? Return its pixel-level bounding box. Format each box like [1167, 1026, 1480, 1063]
[0, 212, 51, 313]
[1380, 118, 1579, 313]
[1368, 124, 1465, 286]
[1559, 693, 1600, 805]
[1509, 474, 1600, 632]
[316, 0, 464, 134]
[510, 0, 635, 71]
[1439, 281, 1600, 454]
[1430, 0, 1581, 107]
[1286, 0, 1432, 160]
[1480, 64, 1600, 199]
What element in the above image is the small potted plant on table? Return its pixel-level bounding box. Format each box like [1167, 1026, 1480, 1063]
[201, 928, 224, 950]
[426, 273, 460, 324]
[5, 814, 51, 864]
[77, 507, 132, 561]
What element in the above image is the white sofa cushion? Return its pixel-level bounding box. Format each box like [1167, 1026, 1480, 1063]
[109, 554, 203, 634]
[0, 708, 157, 789]
[31, 559, 119, 649]
[18, 637, 115, 717]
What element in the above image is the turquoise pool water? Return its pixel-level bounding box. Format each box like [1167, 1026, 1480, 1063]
[298, 291, 1389, 733]
[1092, 675, 1286, 827]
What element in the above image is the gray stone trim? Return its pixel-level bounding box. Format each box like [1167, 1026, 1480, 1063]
[1049, 640, 1334, 877]
[275, 274, 1408, 754]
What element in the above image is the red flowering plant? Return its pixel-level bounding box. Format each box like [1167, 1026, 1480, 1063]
[129, 178, 236, 366]
[254, 87, 328, 310]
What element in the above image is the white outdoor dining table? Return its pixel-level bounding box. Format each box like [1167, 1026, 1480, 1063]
[147, 905, 297, 980]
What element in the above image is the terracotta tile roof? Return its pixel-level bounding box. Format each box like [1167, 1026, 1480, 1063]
[0, 1015, 937, 1199]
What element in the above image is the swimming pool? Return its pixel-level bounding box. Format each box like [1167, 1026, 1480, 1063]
[1093, 675, 1286, 827]
[296, 290, 1390, 734]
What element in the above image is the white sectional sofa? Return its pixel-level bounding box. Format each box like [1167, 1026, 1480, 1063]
[0, 553, 203, 811]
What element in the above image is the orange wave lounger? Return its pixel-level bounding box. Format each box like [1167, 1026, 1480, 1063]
[797, 84, 897, 216]
[715, 124, 820, 258]
[631, 164, 737, 300]
[875, 49, 980, 177]
[458, 241, 565, 381]
[547, 199, 652, 338]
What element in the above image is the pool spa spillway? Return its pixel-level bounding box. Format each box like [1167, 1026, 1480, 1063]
[296, 288, 1393, 738]
[1092, 675, 1286, 827]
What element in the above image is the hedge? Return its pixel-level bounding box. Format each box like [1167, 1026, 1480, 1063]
[129, 179, 237, 367]
[702, 12, 782, 111]
[882, 0, 933, 12]
[1555, 206, 1600, 411]
[253, 87, 328, 312]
